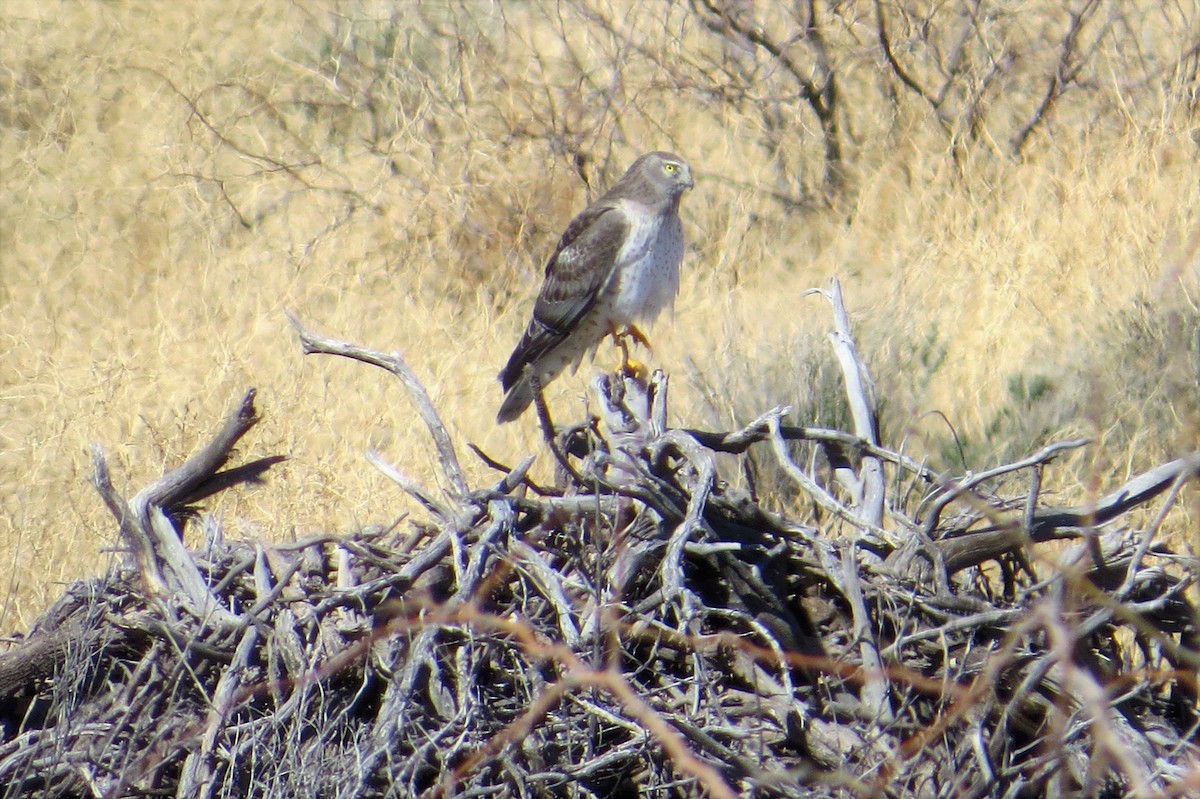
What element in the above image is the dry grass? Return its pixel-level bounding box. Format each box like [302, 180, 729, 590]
[2, 0, 1198, 632]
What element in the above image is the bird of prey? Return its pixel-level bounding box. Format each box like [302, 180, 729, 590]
[497, 151, 694, 424]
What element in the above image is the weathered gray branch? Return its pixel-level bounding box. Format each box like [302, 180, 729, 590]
[921, 450, 1200, 575]
[89, 389, 274, 626]
[286, 311, 469, 498]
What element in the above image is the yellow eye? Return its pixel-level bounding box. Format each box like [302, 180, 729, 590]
[664, 163, 677, 173]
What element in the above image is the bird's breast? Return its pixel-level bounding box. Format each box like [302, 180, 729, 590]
[607, 214, 683, 325]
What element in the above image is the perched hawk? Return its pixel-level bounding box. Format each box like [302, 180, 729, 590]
[497, 151, 694, 423]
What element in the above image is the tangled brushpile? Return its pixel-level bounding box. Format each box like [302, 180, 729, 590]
[2, 285, 1196, 798]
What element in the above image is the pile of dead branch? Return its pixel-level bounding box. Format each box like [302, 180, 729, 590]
[2, 283, 1197, 799]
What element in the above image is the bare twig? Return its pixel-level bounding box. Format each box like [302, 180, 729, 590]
[286, 311, 469, 497]
[819, 279, 886, 528]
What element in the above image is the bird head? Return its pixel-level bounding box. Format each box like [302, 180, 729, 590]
[617, 151, 693, 205]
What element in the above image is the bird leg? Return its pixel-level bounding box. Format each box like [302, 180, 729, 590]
[609, 323, 651, 379]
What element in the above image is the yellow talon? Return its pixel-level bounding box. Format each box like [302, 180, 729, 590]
[625, 324, 652, 351]
[621, 357, 650, 380]
[609, 324, 652, 376]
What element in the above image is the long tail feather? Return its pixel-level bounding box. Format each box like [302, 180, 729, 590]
[497, 375, 534, 423]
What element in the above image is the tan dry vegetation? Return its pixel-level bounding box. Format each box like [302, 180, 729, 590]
[2, 0, 1198, 631]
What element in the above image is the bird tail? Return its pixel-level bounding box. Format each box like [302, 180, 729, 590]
[497, 375, 534, 424]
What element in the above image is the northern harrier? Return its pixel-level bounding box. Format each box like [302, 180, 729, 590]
[497, 151, 694, 423]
